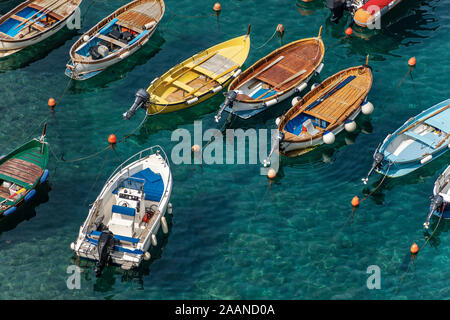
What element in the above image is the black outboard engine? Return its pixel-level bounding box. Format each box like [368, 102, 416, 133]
[215, 90, 238, 122]
[326, 0, 346, 23]
[362, 150, 384, 184]
[424, 195, 444, 229]
[123, 88, 150, 120]
[264, 131, 285, 167]
[95, 230, 115, 277]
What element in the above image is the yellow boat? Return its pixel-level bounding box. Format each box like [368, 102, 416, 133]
[123, 27, 251, 119]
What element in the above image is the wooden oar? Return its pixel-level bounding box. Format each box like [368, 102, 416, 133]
[434, 133, 450, 149]
[14, 0, 63, 30]
[24, 0, 70, 32]
[256, 69, 306, 100]
[161, 52, 217, 88]
[237, 56, 285, 88]
[186, 65, 239, 97]
[398, 105, 450, 134]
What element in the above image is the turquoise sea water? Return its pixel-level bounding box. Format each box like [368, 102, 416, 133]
[0, 0, 449, 299]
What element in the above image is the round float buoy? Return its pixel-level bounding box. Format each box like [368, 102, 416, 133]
[191, 144, 201, 153]
[161, 216, 168, 234]
[70, 242, 75, 250]
[4, 206, 16, 216]
[275, 117, 281, 126]
[167, 203, 173, 214]
[323, 131, 335, 144]
[408, 57, 416, 67]
[345, 27, 353, 36]
[311, 83, 319, 91]
[267, 168, 276, 179]
[48, 98, 56, 109]
[40, 169, 49, 184]
[144, 251, 151, 261]
[25, 189, 36, 202]
[410, 243, 419, 255]
[344, 120, 357, 132]
[291, 96, 300, 107]
[213, 2, 221, 14]
[361, 101, 374, 115]
[108, 134, 117, 149]
[276, 24, 285, 45]
[351, 196, 360, 207]
[83, 35, 90, 42]
[151, 234, 157, 247]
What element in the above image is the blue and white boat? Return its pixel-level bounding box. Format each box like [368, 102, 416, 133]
[363, 99, 450, 182]
[71, 146, 172, 275]
[424, 165, 450, 229]
[65, 0, 164, 80]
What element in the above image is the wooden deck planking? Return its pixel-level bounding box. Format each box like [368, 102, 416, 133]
[0, 158, 42, 185]
[118, 10, 155, 29]
[35, 0, 81, 18]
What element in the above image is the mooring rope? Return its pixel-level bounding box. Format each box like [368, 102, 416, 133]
[253, 29, 277, 50]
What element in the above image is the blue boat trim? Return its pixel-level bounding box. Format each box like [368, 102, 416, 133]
[112, 204, 136, 216]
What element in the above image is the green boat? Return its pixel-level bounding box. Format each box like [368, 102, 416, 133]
[0, 126, 49, 217]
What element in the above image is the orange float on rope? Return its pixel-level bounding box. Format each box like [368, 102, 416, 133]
[410, 243, 419, 255]
[345, 27, 353, 36]
[108, 134, 117, 146]
[213, 2, 221, 14]
[408, 57, 416, 67]
[191, 144, 201, 153]
[48, 98, 56, 108]
[267, 168, 276, 179]
[351, 196, 360, 207]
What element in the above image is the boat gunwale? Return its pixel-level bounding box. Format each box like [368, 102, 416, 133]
[68, 0, 165, 65]
[228, 35, 325, 104]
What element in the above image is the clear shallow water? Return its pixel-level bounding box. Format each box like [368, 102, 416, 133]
[0, 0, 449, 299]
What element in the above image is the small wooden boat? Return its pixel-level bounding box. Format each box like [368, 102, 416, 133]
[424, 165, 450, 229]
[215, 26, 324, 121]
[0, 0, 82, 58]
[276, 62, 373, 156]
[65, 0, 165, 80]
[123, 27, 251, 119]
[0, 126, 49, 218]
[71, 146, 172, 275]
[362, 99, 450, 182]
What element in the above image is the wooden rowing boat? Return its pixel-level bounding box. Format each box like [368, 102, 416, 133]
[0, 0, 82, 58]
[277, 63, 373, 156]
[72, 145, 172, 274]
[215, 26, 325, 121]
[65, 0, 165, 80]
[362, 99, 450, 181]
[123, 27, 251, 119]
[0, 127, 49, 218]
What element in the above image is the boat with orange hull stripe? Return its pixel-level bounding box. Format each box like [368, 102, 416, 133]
[353, 0, 403, 27]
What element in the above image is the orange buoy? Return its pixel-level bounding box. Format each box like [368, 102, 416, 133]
[408, 57, 416, 67]
[267, 168, 276, 179]
[410, 243, 419, 255]
[276, 24, 285, 45]
[351, 196, 360, 207]
[191, 144, 201, 153]
[108, 134, 117, 147]
[48, 98, 56, 108]
[345, 27, 353, 36]
[213, 2, 221, 13]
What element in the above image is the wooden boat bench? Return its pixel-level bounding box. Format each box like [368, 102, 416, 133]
[28, 4, 64, 21]
[0, 158, 42, 186]
[10, 15, 46, 32]
[96, 33, 128, 48]
[0, 186, 10, 199]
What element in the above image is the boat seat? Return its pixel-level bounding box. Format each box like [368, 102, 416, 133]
[28, 4, 64, 20]
[112, 204, 136, 216]
[302, 119, 321, 136]
[88, 230, 139, 247]
[404, 131, 438, 147]
[96, 34, 127, 48]
[10, 15, 46, 32]
[172, 80, 195, 93]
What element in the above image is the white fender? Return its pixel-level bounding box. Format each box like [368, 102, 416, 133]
[144, 21, 156, 30]
[70, 242, 75, 250]
[82, 35, 90, 42]
[361, 101, 374, 115]
[291, 96, 301, 107]
[151, 234, 157, 247]
[186, 97, 199, 105]
[323, 131, 335, 144]
[161, 216, 168, 234]
[315, 63, 324, 75]
[144, 251, 151, 261]
[120, 51, 130, 59]
[232, 69, 242, 78]
[275, 117, 281, 126]
[211, 85, 223, 93]
[150, 77, 159, 85]
[344, 120, 357, 132]
[141, 38, 149, 46]
[421, 154, 432, 164]
[263, 98, 278, 108]
[295, 82, 307, 93]
[167, 203, 173, 214]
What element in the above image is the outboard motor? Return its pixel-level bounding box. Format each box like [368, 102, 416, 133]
[326, 0, 346, 23]
[362, 147, 384, 184]
[424, 195, 444, 229]
[215, 90, 238, 122]
[95, 230, 115, 277]
[263, 131, 285, 167]
[123, 88, 150, 120]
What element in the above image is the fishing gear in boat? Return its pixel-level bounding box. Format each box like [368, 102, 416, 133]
[94, 229, 115, 277]
[123, 88, 150, 120]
